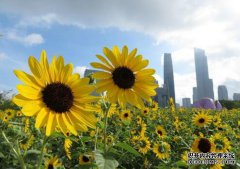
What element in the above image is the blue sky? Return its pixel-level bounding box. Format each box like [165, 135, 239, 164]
[1, 0, 240, 104]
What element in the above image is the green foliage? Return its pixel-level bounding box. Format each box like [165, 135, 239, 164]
[219, 100, 240, 109]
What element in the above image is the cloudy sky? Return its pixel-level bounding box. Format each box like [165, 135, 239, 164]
[0, 0, 240, 104]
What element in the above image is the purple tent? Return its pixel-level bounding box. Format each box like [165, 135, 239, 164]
[193, 98, 222, 110]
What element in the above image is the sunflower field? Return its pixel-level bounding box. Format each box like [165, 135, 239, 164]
[0, 46, 240, 169]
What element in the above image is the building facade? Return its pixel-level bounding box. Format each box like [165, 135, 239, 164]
[164, 53, 176, 104]
[194, 48, 214, 100]
[218, 85, 228, 100]
[233, 93, 240, 101]
[182, 98, 191, 108]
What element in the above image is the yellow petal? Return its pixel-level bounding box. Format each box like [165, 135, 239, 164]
[62, 113, 77, 136]
[125, 48, 137, 65]
[136, 69, 155, 77]
[96, 54, 114, 68]
[16, 84, 41, 99]
[12, 94, 31, 107]
[56, 114, 68, 135]
[74, 123, 88, 132]
[13, 70, 42, 89]
[40, 50, 51, 83]
[22, 101, 42, 116]
[131, 59, 149, 71]
[120, 45, 128, 65]
[61, 64, 73, 83]
[103, 47, 119, 67]
[35, 108, 49, 128]
[28, 56, 43, 80]
[90, 62, 112, 72]
[92, 72, 111, 79]
[46, 112, 57, 136]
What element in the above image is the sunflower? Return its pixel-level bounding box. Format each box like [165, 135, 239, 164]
[91, 46, 157, 108]
[136, 136, 151, 154]
[136, 122, 147, 137]
[44, 156, 62, 169]
[79, 153, 94, 165]
[150, 101, 158, 111]
[210, 133, 231, 152]
[16, 110, 23, 116]
[212, 115, 222, 126]
[192, 137, 216, 153]
[155, 125, 167, 139]
[136, 115, 142, 124]
[120, 110, 132, 122]
[64, 138, 72, 160]
[13, 50, 98, 136]
[142, 107, 149, 116]
[153, 142, 171, 160]
[24, 118, 30, 134]
[106, 135, 114, 145]
[20, 134, 35, 150]
[192, 112, 212, 127]
[4, 109, 15, 119]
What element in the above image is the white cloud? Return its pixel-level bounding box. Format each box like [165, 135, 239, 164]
[73, 66, 87, 77]
[153, 74, 163, 87]
[7, 32, 44, 46]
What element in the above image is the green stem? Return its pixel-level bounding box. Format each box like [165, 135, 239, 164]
[103, 108, 109, 155]
[94, 127, 99, 151]
[36, 135, 48, 169]
[179, 136, 191, 149]
[2, 131, 26, 169]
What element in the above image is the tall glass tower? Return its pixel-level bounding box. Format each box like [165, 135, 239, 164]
[194, 48, 214, 100]
[164, 53, 175, 103]
[218, 85, 228, 100]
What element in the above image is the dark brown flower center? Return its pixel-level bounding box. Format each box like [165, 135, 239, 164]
[42, 82, 73, 113]
[198, 138, 211, 153]
[157, 130, 163, 136]
[112, 66, 135, 89]
[198, 118, 205, 123]
[48, 164, 54, 169]
[82, 155, 90, 162]
[124, 113, 129, 118]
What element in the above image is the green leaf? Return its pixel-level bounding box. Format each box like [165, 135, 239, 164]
[25, 149, 41, 155]
[115, 142, 141, 157]
[174, 160, 188, 168]
[94, 150, 119, 169]
[0, 152, 5, 158]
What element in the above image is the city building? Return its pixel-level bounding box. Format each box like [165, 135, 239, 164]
[194, 48, 214, 100]
[218, 85, 228, 100]
[233, 93, 240, 101]
[182, 98, 191, 108]
[193, 87, 198, 103]
[153, 84, 169, 108]
[164, 53, 176, 104]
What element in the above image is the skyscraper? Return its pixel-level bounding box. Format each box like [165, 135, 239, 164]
[182, 98, 191, 108]
[193, 87, 198, 103]
[218, 85, 228, 100]
[164, 53, 175, 103]
[194, 48, 214, 100]
[233, 93, 240, 101]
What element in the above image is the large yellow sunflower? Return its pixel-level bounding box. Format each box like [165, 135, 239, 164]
[192, 112, 212, 127]
[13, 50, 98, 136]
[192, 137, 216, 153]
[210, 133, 231, 152]
[91, 46, 157, 108]
[153, 142, 171, 160]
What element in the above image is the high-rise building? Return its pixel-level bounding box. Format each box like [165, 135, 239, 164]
[164, 53, 175, 104]
[194, 48, 214, 100]
[233, 93, 240, 101]
[218, 85, 228, 100]
[193, 87, 198, 103]
[153, 84, 168, 107]
[182, 98, 191, 108]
